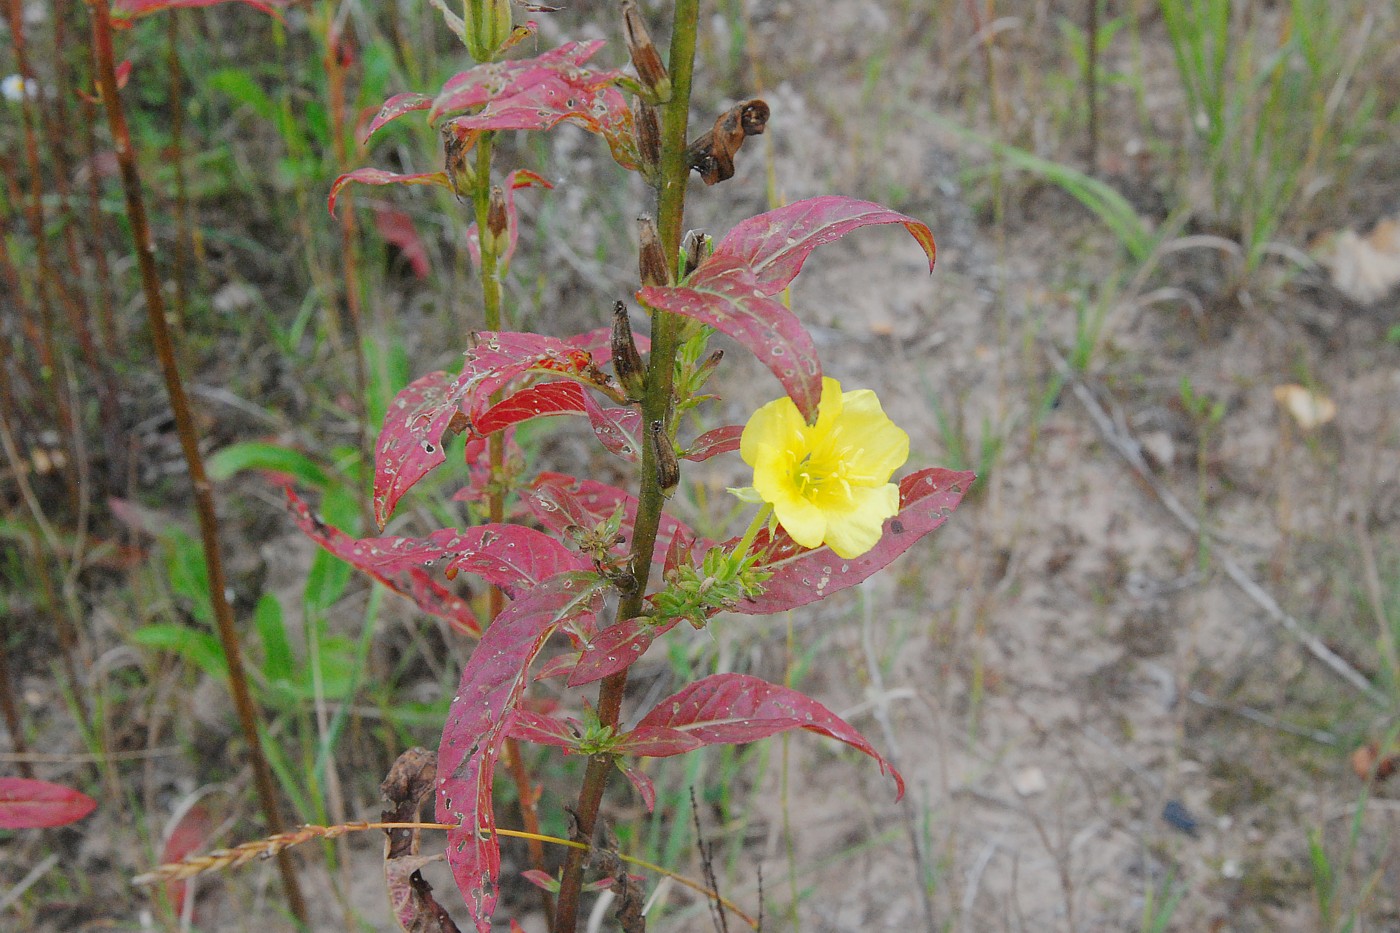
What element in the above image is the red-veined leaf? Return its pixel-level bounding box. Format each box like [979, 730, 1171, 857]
[373, 203, 431, 279]
[0, 778, 97, 829]
[708, 196, 936, 296]
[361, 91, 432, 144]
[505, 709, 579, 750]
[528, 473, 705, 565]
[612, 726, 702, 757]
[431, 42, 637, 170]
[465, 169, 553, 271]
[473, 382, 588, 436]
[628, 673, 905, 798]
[580, 395, 642, 461]
[328, 168, 451, 217]
[684, 425, 743, 461]
[112, 0, 284, 24]
[639, 259, 823, 421]
[533, 653, 578, 681]
[737, 468, 974, 614]
[436, 574, 603, 931]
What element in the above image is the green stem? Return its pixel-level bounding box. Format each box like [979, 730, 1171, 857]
[553, 2, 700, 930]
[731, 503, 772, 564]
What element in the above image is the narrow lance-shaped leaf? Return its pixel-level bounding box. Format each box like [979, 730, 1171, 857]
[436, 575, 603, 931]
[709, 196, 936, 295]
[639, 259, 822, 421]
[737, 468, 975, 615]
[360, 91, 432, 144]
[0, 778, 97, 829]
[328, 168, 452, 217]
[289, 487, 585, 612]
[624, 674, 905, 798]
[683, 424, 743, 461]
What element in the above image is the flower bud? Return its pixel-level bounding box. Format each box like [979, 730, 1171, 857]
[622, 0, 670, 102]
[682, 229, 710, 277]
[638, 215, 671, 288]
[611, 301, 646, 400]
[464, 0, 512, 62]
[649, 419, 680, 496]
[693, 348, 724, 388]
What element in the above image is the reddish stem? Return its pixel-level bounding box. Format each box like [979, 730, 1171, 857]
[86, 0, 308, 923]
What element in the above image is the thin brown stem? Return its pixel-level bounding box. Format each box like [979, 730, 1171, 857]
[554, 2, 699, 929]
[86, 1, 308, 924]
[168, 11, 191, 329]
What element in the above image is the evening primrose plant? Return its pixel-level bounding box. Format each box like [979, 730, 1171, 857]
[134, 1, 971, 930]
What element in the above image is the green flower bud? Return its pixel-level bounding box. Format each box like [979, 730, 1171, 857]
[464, 0, 511, 62]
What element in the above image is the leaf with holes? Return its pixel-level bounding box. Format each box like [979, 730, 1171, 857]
[289, 488, 584, 609]
[626, 673, 904, 798]
[436, 574, 603, 931]
[465, 169, 553, 271]
[639, 259, 823, 421]
[431, 41, 637, 170]
[736, 468, 975, 615]
[708, 196, 936, 295]
[0, 778, 97, 829]
[328, 168, 452, 217]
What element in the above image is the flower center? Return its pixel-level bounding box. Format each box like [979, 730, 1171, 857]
[792, 442, 868, 504]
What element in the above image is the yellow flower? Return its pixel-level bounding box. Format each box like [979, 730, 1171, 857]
[740, 378, 909, 559]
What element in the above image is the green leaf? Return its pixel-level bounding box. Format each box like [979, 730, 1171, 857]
[205, 68, 277, 122]
[207, 441, 331, 489]
[130, 624, 227, 679]
[253, 593, 294, 683]
[162, 528, 212, 626]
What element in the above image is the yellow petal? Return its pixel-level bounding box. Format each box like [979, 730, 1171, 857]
[829, 389, 909, 483]
[772, 494, 827, 549]
[822, 484, 900, 558]
[740, 393, 806, 467]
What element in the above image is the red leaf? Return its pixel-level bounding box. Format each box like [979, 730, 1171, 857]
[619, 765, 656, 813]
[374, 204, 431, 279]
[474, 381, 588, 436]
[465, 169, 553, 271]
[373, 332, 610, 526]
[436, 575, 603, 931]
[361, 91, 432, 144]
[506, 709, 579, 750]
[639, 260, 823, 422]
[527, 473, 705, 567]
[374, 371, 456, 528]
[328, 168, 451, 217]
[112, 0, 285, 24]
[431, 42, 637, 170]
[0, 778, 97, 829]
[738, 468, 975, 615]
[290, 487, 582, 610]
[161, 802, 214, 916]
[629, 673, 905, 798]
[708, 196, 936, 296]
[567, 615, 679, 687]
[684, 425, 743, 461]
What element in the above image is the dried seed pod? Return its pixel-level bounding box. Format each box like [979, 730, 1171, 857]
[649, 419, 679, 495]
[486, 184, 508, 239]
[638, 215, 671, 287]
[442, 123, 478, 195]
[687, 99, 770, 185]
[611, 301, 646, 400]
[621, 0, 670, 102]
[632, 96, 661, 181]
[682, 229, 710, 277]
